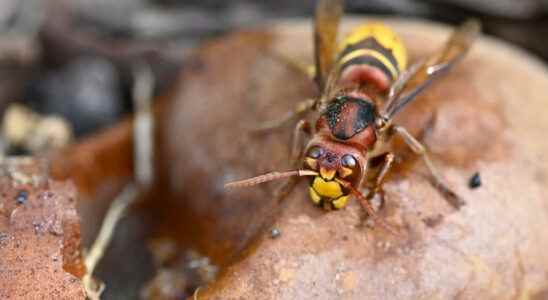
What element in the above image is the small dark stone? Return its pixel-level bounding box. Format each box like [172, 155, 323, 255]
[468, 172, 482, 189]
[15, 190, 28, 204]
[270, 228, 281, 239]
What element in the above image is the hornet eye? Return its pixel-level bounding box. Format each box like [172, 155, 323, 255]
[341, 154, 357, 168]
[307, 146, 324, 159]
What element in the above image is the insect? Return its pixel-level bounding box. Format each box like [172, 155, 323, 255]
[225, 0, 480, 234]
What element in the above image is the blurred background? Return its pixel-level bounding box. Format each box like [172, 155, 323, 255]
[1, 0, 547, 299]
[0, 0, 547, 151]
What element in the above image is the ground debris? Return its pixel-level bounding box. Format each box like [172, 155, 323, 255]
[0, 158, 85, 299]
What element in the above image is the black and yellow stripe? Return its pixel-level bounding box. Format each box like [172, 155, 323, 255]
[337, 23, 408, 82]
[339, 48, 398, 81]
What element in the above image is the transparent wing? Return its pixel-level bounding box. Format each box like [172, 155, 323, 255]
[382, 20, 481, 120]
[314, 0, 344, 90]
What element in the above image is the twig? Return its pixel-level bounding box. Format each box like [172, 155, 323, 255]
[83, 184, 138, 299]
[132, 62, 155, 188]
[194, 286, 201, 300]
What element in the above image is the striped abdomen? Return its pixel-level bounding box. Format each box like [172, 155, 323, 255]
[337, 23, 408, 92]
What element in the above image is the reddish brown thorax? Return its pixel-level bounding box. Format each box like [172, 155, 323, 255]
[315, 94, 378, 152]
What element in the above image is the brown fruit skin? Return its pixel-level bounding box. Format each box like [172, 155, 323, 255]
[156, 19, 548, 299]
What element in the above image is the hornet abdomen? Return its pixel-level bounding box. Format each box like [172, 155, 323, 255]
[337, 23, 408, 91]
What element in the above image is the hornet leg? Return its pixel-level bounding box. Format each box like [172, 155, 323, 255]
[363, 153, 395, 225]
[253, 98, 316, 133]
[372, 152, 395, 190]
[290, 119, 311, 163]
[393, 125, 465, 209]
[274, 119, 311, 202]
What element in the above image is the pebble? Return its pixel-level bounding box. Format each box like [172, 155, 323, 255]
[469, 172, 481, 189]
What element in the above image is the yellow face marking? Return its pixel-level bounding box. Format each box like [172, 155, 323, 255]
[312, 177, 343, 198]
[339, 23, 408, 72]
[339, 48, 398, 79]
[308, 187, 322, 204]
[305, 158, 318, 170]
[338, 167, 353, 178]
[319, 167, 336, 181]
[332, 195, 350, 209]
